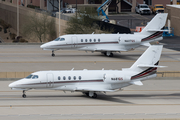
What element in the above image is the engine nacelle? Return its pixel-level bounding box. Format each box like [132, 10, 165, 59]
[119, 37, 141, 45]
[103, 74, 131, 84]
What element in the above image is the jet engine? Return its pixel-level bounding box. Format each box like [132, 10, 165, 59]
[103, 74, 131, 84]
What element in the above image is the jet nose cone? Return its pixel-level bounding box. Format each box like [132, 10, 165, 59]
[40, 44, 46, 49]
[9, 82, 16, 88]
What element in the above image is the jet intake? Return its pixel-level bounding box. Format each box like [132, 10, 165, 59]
[103, 74, 130, 84]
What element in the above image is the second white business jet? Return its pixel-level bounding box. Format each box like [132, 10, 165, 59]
[41, 13, 168, 57]
[9, 45, 165, 98]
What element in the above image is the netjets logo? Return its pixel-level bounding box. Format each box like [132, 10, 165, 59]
[111, 77, 123, 80]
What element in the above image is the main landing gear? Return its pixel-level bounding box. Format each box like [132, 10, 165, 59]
[22, 90, 26, 98]
[83, 91, 97, 98]
[52, 50, 55, 57]
[102, 51, 113, 57]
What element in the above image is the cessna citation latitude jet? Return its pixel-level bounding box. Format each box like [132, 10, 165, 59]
[9, 45, 165, 98]
[40, 13, 168, 57]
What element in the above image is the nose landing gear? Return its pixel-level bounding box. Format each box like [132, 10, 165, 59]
[22, 90, 26, 98]
[52, 50, 55, 57]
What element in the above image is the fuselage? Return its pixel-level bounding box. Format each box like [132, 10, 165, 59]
[40, 33, 163, 52]
[9, 69, 156, 92]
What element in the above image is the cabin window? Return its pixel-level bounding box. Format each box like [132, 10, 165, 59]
[94, 39, 96, 42]
[60, 38, 65, 41]
[68, 76, 71, 80]
[26, 74, 33, 79]
[54, 38, 60, 41]
[58, 76, 61, 80]
[63, 76, 66, 80]
[98, 39, 100, 42]
[73, 76, 76, 80]
[79, 76, 82, 80]
[85, 39, 87, 42]
[89, 39, 92, 42]
[81, 39, 83, 42]
[32, 75, 38, 79]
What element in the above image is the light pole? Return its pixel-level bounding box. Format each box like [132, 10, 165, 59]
[17, 0, 19, 36]
[59, 0, 60, 36]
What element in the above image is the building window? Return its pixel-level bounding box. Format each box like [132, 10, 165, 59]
[63, 76, 66, 80]
[58, 76, 61, 80]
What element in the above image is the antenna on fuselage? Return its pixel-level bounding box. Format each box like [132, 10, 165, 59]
[92, 32, 94, 34]
[71, 68, 74, 71]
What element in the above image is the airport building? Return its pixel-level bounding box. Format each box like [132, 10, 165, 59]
[10, 0, 173, 13]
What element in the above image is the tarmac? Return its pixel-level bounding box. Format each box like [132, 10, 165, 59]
[1, 80, 180, 120]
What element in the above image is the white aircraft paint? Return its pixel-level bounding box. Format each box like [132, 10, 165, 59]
[9, 45, 164, 98]
[40, 13, 168, 57]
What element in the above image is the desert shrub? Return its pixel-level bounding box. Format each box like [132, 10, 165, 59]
[19, 38, 28, 43]
[9, 33, 16, 40]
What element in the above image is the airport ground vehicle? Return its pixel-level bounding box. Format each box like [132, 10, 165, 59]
[151, 4, 164, 14]
[135, 4, 151, 15]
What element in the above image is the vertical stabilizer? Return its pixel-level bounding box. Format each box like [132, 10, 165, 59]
[129, 45, 163, 73]
[140, 13, 168, 35]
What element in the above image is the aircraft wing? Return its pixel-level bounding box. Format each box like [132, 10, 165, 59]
[79, 47, 127, 52]
[76, 87, 118, 92]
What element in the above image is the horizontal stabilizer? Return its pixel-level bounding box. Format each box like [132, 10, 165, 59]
[137, 64, 167, 68]
[130, 81, 143, 86]
[147, 29, 169, 32]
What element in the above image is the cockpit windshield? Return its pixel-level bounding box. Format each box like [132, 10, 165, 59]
[32, 75, 39, 79]
[54, 37, 65, 41]
[54, 37, 60, 41]
[25, 74, 39, 79]
[26, 74, 33, 79]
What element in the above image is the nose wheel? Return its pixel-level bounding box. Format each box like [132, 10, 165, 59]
[22, 90, 26, 98]
[52, 50, 55, 57]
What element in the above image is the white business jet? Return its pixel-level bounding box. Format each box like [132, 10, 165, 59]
[9, 45, 165, 98]
[40, 13, 168, 57]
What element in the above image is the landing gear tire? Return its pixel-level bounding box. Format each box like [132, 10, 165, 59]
[92, 93, 97, 98]
[22, 94, 26, 98]
[109, 53, 113, 57]
[52, 50, 55, 57]
[105, 52, 113, 57]
[22, 90, 26, 98]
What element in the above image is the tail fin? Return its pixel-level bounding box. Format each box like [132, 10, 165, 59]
[140, 13, 168, 36]
[129, 45, 163, 79]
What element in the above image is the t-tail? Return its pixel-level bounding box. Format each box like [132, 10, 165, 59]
[124, 45, 165, 85]
[139, 13, 168, 46]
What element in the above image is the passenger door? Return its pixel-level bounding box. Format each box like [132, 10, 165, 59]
[46, 73, 54, 88]
[71, 36, 78, 48]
